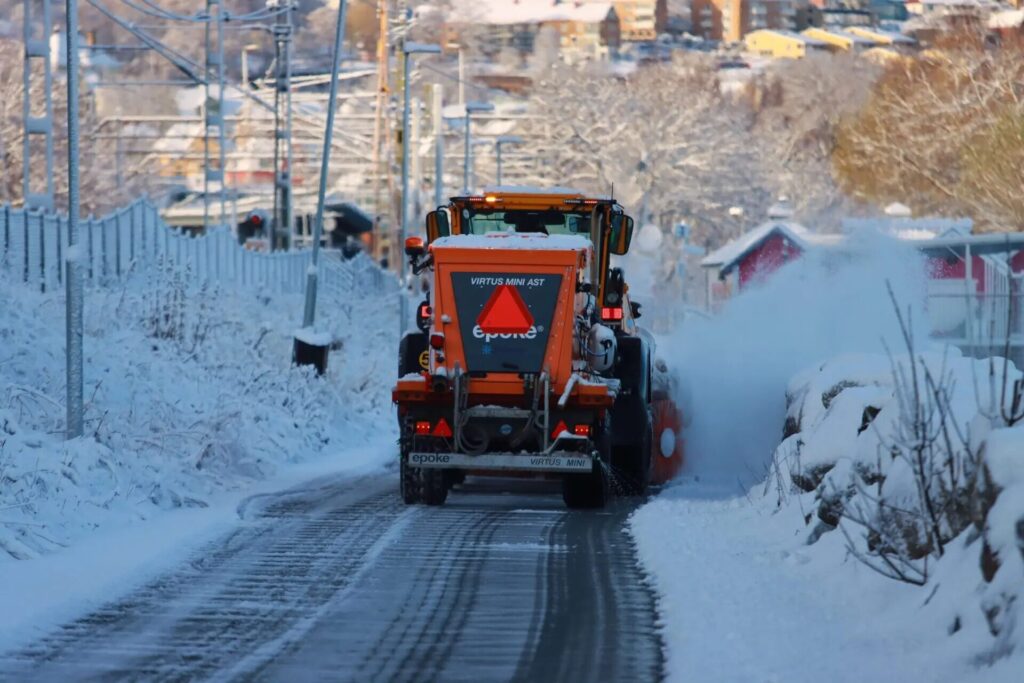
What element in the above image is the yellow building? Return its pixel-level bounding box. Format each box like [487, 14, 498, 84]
[744, 29, 827, 58]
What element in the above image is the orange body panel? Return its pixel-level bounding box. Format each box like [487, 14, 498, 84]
[427, 241, 606, 405]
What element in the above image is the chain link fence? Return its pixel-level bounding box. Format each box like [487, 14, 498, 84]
[0, 198, 394, 307]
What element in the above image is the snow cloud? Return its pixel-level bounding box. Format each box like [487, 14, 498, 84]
[665, 232, 932, 488]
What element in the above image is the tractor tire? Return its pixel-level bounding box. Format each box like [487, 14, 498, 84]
[611, 336, 653, 495]
[400, 455, 418, 505]
[615, 414, 652, 496]
[398, 332, 428, 377]
[420, 468, 448, 506]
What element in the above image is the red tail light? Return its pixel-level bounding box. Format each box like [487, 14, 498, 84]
[415, 421, 432, 435]
[601, 307, 623, 321]
[419, 304, 432, 318]
[432, 418, 453, 438]
[429, 333, 445, 349]
[573, 424, 591, 437]
[551, 420, 569, 440]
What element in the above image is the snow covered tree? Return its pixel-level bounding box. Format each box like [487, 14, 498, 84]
[514, 56, 771, 244]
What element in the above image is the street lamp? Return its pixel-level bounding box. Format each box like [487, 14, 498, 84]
[462, 101, 493, 193]
[400, 41, 442, 337]
[495, 135, 523, 186]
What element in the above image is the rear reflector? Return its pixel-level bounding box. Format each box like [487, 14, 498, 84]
[415, 421, 432, 435]
[551, 420, 569, 440]
[601, 306, 623, 321]
[432, 418, 453, 438]
[573, 424, 591, 437]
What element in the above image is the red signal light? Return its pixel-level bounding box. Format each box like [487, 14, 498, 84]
[601, 307, 623, 321]
[432, 418, 453, 438]
[249, 213, 263, 227]
[573, 424, 591, 437]
[415, 421, 432, 435]
[551, 420, 569, 440]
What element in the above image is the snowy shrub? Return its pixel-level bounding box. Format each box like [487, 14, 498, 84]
[773, 332, 1024, 662]
[0, 263, 396, 561]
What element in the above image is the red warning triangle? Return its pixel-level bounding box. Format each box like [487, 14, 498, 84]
[477, 284, 534, 335]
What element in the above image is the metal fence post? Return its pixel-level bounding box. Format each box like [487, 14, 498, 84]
[129, 201, 136, 264]
[23, 210, 31, 284]
[39, 212, 46, 293]
[115, 209, 122, 277]
[2, 204, 9, 268]
[56, 215, 63, 286]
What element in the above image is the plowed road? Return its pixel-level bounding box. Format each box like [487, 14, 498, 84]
[0, 474, 664, 682]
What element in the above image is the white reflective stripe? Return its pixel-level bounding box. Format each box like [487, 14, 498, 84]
[409, 452, 593, 473]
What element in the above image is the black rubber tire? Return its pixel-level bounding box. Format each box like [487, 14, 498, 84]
[400, 456, 418, 505]
[398, 332, 427, 377]
[420, 468, 448, 506]
[615, 414, 652, 496]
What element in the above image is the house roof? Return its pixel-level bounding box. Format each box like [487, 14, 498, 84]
[844, 26, 917, 45]
[745, 29, 831, 47]
[449, 0, 616, 26]
[701, 220, 813, 271]
[702, 214, 988, 274]
[802, 27, 876, 46]
[989, 9, 1024, 29]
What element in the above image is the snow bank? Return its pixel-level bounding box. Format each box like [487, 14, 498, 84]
[665, 231, 930, 489]
[0, 262, 397, 562]
[633, 349, 1024, 680]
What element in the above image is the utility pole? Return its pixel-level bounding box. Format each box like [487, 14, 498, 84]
[462, 101, 493, 193]
[203, 0, 226, 230]
[65, 0, 83, 439]
[22, 0, 55, 211]
[400, 42, 441, 336]
[302, 0, 349, 329]
[272, 1, 294, 250]
[495, 135, 522, 186]
[433, 83, 444, 208]
[370, 0, 389, 263]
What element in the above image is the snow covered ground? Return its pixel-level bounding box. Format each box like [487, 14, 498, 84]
[632, 234, 1024, 681]
[0, 263, 399, 646]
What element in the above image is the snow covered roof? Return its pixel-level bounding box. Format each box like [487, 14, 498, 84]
[844, 26, 916, 45]
[701, 221, 812, 270]
[152, 122, 204, 154]
[449, 0, 616, 26]
[989, 9, 1024, 29]
[802, 27, 876, 45]
[841, 216, 973, 237]
[432, 233, 592, 251]
[746, 29, 831, 47]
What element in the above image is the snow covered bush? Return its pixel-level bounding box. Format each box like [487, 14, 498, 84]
[0, 263, 396, 561]
[775, 338, 1024, 662]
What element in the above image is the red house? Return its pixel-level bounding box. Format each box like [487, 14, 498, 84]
[701, 208, 1024, 358]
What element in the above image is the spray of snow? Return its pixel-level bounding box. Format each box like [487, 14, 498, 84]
[666, 231, 932, 487]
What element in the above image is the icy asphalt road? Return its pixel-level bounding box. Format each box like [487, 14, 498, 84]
[0, 473, 664, 682]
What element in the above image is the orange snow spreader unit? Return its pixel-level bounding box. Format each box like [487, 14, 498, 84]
[393, 189, 683, 508]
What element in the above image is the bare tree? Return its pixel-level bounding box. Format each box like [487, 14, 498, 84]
[515, 56, 771, 242]
[834, 44, 1024, 230]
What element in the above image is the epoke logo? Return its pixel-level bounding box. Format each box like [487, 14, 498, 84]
[473, 325, 539, 343]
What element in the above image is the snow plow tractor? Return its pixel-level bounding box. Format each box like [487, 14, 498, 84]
[393, 188, 683, 508]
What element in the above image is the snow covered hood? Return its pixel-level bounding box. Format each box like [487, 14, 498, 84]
[432, 234, 592, 251]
